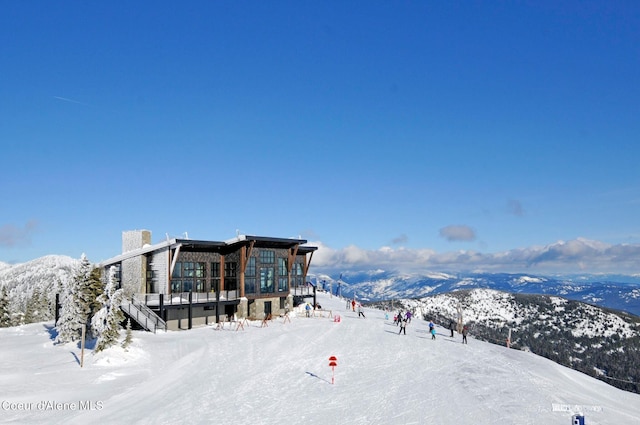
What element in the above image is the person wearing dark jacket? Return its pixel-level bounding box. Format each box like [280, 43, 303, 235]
[449, 320, 455, 337]
[398, 318, 407, 335]
[462, 325, 468, 344]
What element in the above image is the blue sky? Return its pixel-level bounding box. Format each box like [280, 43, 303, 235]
[1, 1, 639, 274]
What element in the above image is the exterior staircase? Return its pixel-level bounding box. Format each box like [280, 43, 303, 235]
[121, 297, 167, 333]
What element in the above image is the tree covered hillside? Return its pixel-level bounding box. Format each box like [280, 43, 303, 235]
[372, 289, 640, 393]
[0, 255, 80, 326]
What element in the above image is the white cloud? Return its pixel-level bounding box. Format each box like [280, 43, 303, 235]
[439, 225, 476, 242]
[308, 238, 640, 275]
[0, 220, 38, 248]
[391, 234, 408, 244]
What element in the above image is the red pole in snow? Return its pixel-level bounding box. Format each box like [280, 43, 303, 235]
[329, 356, 338, 385]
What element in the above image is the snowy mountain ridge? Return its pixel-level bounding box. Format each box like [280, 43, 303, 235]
[312, 269, 640, 316]
[0, 255, 81, 324]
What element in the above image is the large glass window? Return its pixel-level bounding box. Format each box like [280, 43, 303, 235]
[211, 262, 220, 293]
[225, 261, 237, 291]
[171, 262, 204, 292]
[278, 258, 288, 276]
[292, 262, 304, 287]
[260, 267, 274, 293]
[277, 257, 288, 292]
[245, 257, 256, 294]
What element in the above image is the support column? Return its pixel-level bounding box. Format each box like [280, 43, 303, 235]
[238, 297, 248, 319]
[188, 291, 193, 330]
[286, 294, 293, 314]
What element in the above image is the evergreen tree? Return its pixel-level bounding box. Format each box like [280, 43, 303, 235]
[24, 288, 50, 324]
[0, 286, 11, 328]
[56, 254, 103, 343]
[93, 266, 125, 352]
[122, 318, 133, 351]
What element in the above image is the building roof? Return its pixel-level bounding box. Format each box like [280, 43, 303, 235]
[99, 234, 317, 267]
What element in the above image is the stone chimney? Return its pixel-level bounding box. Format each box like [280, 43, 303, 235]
[122, 230, 152, 253]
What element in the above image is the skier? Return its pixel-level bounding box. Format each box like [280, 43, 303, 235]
[431, 327, 436, 340]
[357, 303, 366, 318]
[399, 318, 407, 335]
[405, 310, 412, 323]
[351, 299, 356, 312]
[449, 320, 455, 337]
[462, 325, 468, 344]
[428, 320, 435, 332]
[396, 310, 403, 326]
[305, 303, 311, 317]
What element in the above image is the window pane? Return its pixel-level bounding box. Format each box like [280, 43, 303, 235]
[211, 279, 220, 292]
[245, 277, 256, 294]
[278, 258, 288, 276]
[260, 267, 274, 293]
[260, 250, 275, 264]
[196, 279, 205, 292]
[278, 277, 288, 292]
[172, 262, 182, 278]
[226, 278, 237, 291]
[196, 262, 206, 278]
[184, 262, 194, 277]
[246, 257, 256, 277]
[171, 280, 182, 293]
[211, 262, 220, 278]
[183, 280, 193, 292]
[225, 262, 237, 278]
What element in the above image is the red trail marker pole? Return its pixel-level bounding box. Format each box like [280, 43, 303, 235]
[329, 356, 338, 385]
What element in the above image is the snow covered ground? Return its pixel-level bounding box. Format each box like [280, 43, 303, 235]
[1, 291, 639, 425]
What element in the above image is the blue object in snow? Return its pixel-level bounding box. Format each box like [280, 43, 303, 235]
[572, 415, 585, 425]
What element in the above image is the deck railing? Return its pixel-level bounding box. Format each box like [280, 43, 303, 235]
[121, 298, 167, 332]
[137, 291, 239, 307]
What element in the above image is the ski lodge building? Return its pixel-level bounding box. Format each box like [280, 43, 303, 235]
[99, 230, 317, 331]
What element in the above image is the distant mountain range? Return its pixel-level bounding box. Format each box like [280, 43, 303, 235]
[310, 270, 640, 316]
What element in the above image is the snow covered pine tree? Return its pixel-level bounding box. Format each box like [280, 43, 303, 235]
[0, 286, 11, 327]
[55, 254, 103, 343]
[92, 266, 125, 352]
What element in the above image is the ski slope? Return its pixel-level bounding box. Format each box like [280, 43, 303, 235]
[1, 291, 639, 424]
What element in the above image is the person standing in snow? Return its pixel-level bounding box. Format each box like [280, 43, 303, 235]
[351, 299, 356, 312]
[405, 310, 412, 324]
[428, 320, 435, 333]
[462, 325, 468, 344]
[399, 318, 407, 335]
[449, 320, 455, 337]
[431, 327, 436, 340]
[305, 303, 311, 317]
[396, 310, 403, 326]
[357, 303, 366, 318]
